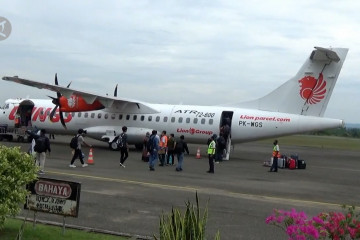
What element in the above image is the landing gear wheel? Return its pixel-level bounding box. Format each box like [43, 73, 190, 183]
[109, 141, 119, 151]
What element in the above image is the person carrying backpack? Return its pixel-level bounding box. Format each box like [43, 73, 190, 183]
[117, 126, 128, 168]
[69, 129, 92, 168]
[215, 133, 226, 163]
[34, 129, 51, 174]
[147, 130, 159, 171]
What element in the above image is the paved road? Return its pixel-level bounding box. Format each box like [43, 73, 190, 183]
[1, 136, 359, 239]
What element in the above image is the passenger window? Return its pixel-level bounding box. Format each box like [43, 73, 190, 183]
[91, 113, 95, 118]
[178, 117, 183, 123]
[193, 118, 198, 124]
[148, 116, 152, 121]
[163, 117, 168, 122]
[119, 114, 123, 120]
[156, 116, 160, 122]
[98, 113, 102, 119]
[85, 113, 88, 118]
[104, 113, 108, 119]
[111, 113, 115, 119]
[186, 118, 190, 123]
[201, 118, 205, 124]
[209, 119, 213, 125]
[141, 116, 145, 121]
[133, 115, 137, 121]
[171, 117, 175, 123]
[126, 115, 130, 120]
[71, 112, 75, 117]
[78, 112, 82, 117]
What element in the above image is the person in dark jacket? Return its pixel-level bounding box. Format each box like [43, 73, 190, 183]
[34, 129, 51, 174]
[174, 135, 189, 172]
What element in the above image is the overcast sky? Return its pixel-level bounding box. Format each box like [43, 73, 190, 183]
[1, 1, 359, 123]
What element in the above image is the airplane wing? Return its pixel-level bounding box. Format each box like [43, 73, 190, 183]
[2, 76, 160, 114]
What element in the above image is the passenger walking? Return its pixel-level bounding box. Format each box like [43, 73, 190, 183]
[269, 140, 280, 172]
[215, 133, 226, 163]
[117, 126, 129, 168]
[207, 135, 216, 173]
[166, 133, 176, 165]
[158, 130, 168, 166]
[142, 132, 150, 162]
[69, 129, 91, 168]
[34, 129, 51, 174]
[147, 130, 159, 171]
[174, 135, 189, 172]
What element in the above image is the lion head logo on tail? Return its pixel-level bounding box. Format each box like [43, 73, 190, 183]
[298, 73, 326, 104]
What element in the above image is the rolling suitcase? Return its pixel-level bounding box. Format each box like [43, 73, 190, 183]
[297, 159, 306, 169]
[277, 158, 286, 168]
[288, 158, 296, 170]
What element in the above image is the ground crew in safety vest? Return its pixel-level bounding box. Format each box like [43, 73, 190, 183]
[269, 139, 280, 172]
[207, 135, 216, 173]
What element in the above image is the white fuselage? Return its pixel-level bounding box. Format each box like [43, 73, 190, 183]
[0, 98, 343, 145]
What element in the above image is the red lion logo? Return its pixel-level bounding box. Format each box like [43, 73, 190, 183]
[298, 73, 326, 104]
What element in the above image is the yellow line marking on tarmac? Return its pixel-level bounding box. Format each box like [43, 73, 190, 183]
[48, 171, 198, 191]
[48, 170, 359, 209]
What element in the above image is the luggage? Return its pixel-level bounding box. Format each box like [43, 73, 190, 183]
[277, 158, 286, 168]
[288, 158, 296, 170]
[297, 159, 306, 169]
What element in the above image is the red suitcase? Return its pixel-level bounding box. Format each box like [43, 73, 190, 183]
[288, 158, 296, 170]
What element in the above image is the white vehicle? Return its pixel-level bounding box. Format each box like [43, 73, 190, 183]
[1, 47, 348, 159]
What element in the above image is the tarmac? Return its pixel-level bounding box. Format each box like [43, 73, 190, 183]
[1, 135, 359, 239]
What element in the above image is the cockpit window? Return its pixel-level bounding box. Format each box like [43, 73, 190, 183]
[1, 103, 9, 109]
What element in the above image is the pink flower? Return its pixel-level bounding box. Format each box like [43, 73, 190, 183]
[266, 207, 360, 240]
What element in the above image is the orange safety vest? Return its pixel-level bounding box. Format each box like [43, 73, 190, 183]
[272, 145, 280, 157]
[159, 135, 168, 148]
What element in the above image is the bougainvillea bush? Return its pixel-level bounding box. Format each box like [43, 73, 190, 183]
[266, 206, 360, 240]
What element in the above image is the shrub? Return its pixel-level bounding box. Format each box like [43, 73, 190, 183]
[0, 146, 38, 229]
[154, 192, 220, 240]
[266, 206, 360, 239]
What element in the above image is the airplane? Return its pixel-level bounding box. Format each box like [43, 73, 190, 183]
[0, 46, 348, 160]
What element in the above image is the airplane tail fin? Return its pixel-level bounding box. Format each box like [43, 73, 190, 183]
[238, 47, 348, 117]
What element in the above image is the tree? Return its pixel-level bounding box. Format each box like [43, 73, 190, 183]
[0, 146, 38, 229]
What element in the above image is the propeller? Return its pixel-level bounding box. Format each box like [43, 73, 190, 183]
[49, 73, 67, 129]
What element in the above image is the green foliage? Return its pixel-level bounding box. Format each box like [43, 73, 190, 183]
[154, 192, 220, 240]
[0, 146, 38, 229]
[308, 127, 360, 138]
[2, 218, 127, 240]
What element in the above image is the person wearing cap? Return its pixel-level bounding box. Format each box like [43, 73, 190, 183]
[69, 129, 91, 168]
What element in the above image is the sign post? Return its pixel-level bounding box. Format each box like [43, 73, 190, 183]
[25, 177, 81, 234]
